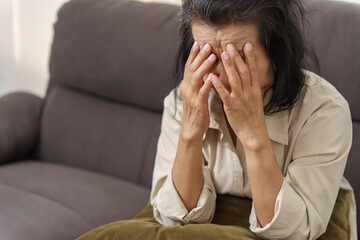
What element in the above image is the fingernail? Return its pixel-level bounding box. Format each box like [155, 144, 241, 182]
[207, 54, 215, 61]
[222, 52, 230, 60]
[211, 74, 218, 83]
[245, 42, 253, 51]
[204, 43, 210, 51]
[226, 43, 236, 52]
[192, 41, 198, 51]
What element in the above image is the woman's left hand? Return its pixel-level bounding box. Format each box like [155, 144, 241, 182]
[210, 42, 269, 150]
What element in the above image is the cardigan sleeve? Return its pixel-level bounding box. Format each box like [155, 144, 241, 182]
[150, 90, 217, 226]
[249, 94, 352, 239]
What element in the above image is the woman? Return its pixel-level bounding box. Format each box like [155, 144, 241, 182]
[150, 0, 357, 239]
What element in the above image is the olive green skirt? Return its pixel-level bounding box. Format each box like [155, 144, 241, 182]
[76, 189, 351, 240]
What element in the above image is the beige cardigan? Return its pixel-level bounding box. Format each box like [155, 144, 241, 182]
[150, 69, 357, 240]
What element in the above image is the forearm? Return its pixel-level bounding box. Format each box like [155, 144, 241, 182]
[244, 137, 283, 228]
[172, 129, 204, 212]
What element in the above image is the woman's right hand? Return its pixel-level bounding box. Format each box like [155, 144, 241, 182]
[179, 41, 217, 141]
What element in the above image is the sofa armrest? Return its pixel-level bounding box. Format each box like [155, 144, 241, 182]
[0, 91, 44, 164]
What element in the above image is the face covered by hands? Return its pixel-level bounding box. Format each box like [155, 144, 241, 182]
[191, 22, 276, 149]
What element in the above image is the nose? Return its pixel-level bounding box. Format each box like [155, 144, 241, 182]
[205, 59, 228, 84]
[206, 59, 227, 80]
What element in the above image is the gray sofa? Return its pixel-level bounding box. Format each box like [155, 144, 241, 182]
[0, 0, 358, 239]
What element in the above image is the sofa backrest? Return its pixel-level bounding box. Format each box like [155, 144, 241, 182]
[302, 0, 360, 225]
[36, 0, 180, 189]
[36, 0, 359, 220]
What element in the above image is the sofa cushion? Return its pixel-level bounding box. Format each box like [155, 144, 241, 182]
[47, 0, 180, 112]
[0, 160, 151, 240]
[0, 184, 93, 240]
[38, 84, 160, 188]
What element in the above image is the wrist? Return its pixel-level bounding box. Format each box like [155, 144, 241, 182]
[241, 132, 271, 152]
[180, 127, 204, 143]
[244, 137, 279, 173]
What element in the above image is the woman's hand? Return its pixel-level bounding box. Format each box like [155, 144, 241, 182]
[210, 42, 269, 150]
[179, 41, 217, 141]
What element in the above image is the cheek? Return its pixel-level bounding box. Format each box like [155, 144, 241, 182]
[256, 59, 274, 89]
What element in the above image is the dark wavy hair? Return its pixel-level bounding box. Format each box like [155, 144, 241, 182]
[172, 0, 320, 116]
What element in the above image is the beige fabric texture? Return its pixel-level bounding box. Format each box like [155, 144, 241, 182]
[150, 69, 357, 239]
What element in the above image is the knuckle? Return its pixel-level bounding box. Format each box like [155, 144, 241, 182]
[248, 64, 257, 73]
[195, 103, 203, 112]
[201, 61, 213, 72]
[185, 60, 191, 69]
[254, 88, 261, 96]
[190, 98, 197, 108]
[195, 67, 208, 79]
[239, 66, 248, 75]
[198, 90, 204, 98]
[188, 64, 196, 73]
[223, 94, 230, 102]
[183, 89, 192, 101]
[198, 86, 206, 96]
[179, 83, 187, 95]
[243, 93, 250, 102]
[191, 72, 200, 82]
[231, 79, 240, 87]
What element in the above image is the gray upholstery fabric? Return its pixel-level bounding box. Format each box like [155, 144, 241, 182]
[38, 84, 161, 188]
[0, 92, 43, 164]
[0, 184, 93, 240]
[302, 0, 360, 226]
[47, 0, 180, 112]
[303, 0, 360, 120]
[0, 161, 150, 240]
[0, 0, 359, 239]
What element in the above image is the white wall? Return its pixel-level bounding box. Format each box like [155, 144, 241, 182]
[0, 0, 358, 98]
[0, 0, 16, 96]
[15, 0, 72, 98]
[0, 0, 71, 98]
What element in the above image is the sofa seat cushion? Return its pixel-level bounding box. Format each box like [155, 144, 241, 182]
[0, 160, 151, 240]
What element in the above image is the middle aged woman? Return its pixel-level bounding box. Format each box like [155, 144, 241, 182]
[150, 0, 357, 239]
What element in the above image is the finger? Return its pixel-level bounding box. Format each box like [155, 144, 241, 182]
[198, 73, 213, 105]
[190, 43, 213, 74]
[221, 51, 242, 94]
[185, 41, 200, 67]
[226, 43, 251, 91]
[192, 53, 216, 90]
[210, 74, 230, 103]
[244, 42, 260, 88]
